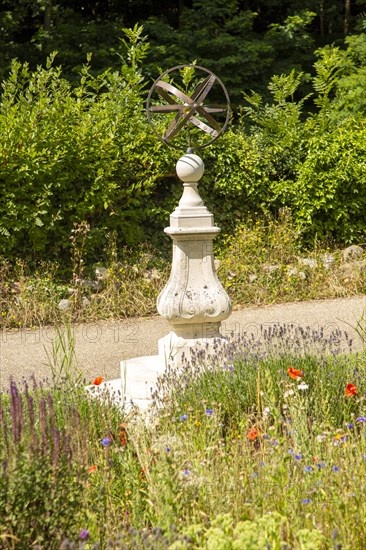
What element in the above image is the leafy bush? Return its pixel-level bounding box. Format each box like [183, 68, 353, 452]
[294, 119, 366, 242]
[1, 27, 366, 267]
[201, 40, 366, 245]
[0, 25, 173, 263]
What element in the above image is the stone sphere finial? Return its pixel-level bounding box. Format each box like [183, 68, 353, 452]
[176, 154, 204, 183]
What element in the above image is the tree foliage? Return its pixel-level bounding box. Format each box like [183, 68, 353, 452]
[1, 0, 366, 96]
[0, 8, 366, 263]
[0, 26, 174, 261]
[200, 35, 366, 245]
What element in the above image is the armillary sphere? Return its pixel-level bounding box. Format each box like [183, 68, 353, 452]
[146, 65, 230, 151]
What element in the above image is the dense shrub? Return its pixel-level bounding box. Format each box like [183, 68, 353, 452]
[0, 27, 365, 265]
[202, 40, 366, 245]
[0, 26, 173, 263]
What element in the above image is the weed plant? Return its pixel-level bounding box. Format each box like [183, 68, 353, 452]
[0, 245, 168, 329]
[1, 324, 365, 548]
[1, 211, 364, 331]
[217, 209, 366, 306]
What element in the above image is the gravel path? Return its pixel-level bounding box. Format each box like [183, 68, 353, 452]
[1, 296, 365, 388]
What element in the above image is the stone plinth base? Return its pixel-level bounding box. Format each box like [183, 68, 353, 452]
[85, 355, 165, 411]
[158, 324, 227, 366]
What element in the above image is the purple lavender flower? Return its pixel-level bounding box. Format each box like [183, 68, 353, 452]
[79, 529, 89, 541]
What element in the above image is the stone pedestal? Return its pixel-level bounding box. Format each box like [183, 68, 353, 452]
[157, 153, 232, 365]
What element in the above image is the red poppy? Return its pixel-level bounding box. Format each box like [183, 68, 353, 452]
[87, 464, 97, 474]
[247, 428, 259, 441]
[92, 376, 104, 386]
[288, 367, 304, 381]
[345, 383, 357, 397]
[119, 424, 128, 446]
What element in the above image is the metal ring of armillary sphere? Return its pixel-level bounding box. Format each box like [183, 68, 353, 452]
[146, 65, 231, 152]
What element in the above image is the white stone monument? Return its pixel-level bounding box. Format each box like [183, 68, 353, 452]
[157, 152, 231, 366]
[87, 65, 232, 409]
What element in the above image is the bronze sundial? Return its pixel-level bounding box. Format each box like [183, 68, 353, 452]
[146, 65, 230, 151]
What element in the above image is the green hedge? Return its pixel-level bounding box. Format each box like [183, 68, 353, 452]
[0, 28, 365, 264]
[0, 27, 174, 262]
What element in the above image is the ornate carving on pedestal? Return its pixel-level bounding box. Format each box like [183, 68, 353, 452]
[157, 237, 231, 324]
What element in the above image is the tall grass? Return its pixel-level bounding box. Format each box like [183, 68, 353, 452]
[0, 323, 365, 548]
[0, 211, 365, 330]
[217, 210, 366, 306]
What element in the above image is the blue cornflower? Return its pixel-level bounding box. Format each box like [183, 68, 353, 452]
[183, 469, 190, 476]
[302, 499, 311, 504]
[295, 454, 303, 460]
[317, 462, 326, 469]
[165, 447, 171, 452]
[79, 529, 89, 541]
[101, 437, 111, 446]
[205, 409, 214, 416]
[288, 449, 295, 454]
[304, 466, 312, 472]
[180, 414, 188, 421]
[347, 423, 354, 429]
[356, 417, 366, 423]
[332, 466, 340, 472]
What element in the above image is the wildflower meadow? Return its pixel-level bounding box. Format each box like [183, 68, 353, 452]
[0, 323, 365, 549]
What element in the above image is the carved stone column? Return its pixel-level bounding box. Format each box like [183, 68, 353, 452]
[157, 153, 232, 365]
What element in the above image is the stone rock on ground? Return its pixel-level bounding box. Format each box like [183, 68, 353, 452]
[342, 245, 364, 262]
